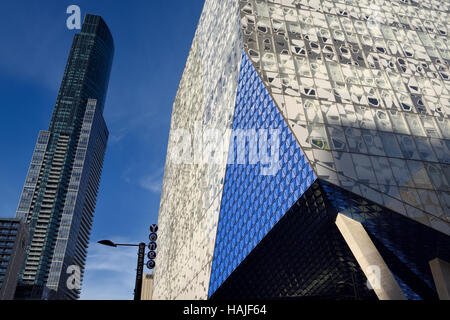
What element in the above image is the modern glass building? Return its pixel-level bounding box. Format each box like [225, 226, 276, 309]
[0, 219, 29, 300]
[153, 0, 450, 300]
[14, 14, 114, 300]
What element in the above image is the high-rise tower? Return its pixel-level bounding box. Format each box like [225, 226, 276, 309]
[153, 0, 450, 300]
[14, 14, 114, 300]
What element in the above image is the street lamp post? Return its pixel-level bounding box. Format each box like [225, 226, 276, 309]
[97, 240, 146, 301]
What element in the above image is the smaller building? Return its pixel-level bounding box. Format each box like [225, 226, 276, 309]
[0, 218, 29, 300]
[141, 274, 153, 300]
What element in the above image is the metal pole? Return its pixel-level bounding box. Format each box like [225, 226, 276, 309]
[134, 242, 146, 300]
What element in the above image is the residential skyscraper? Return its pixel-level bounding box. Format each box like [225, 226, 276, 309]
[14, 14, 114, 300]
[153, 0, 450, 300]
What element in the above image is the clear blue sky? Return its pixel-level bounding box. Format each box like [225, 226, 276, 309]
[0, 0, 204, 299]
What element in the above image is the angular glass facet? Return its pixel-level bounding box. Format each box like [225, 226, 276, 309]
[209, 51, 316, 296]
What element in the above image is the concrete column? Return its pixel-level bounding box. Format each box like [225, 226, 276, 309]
[429, 258, 450, 300]
[335, 213, 406, 300]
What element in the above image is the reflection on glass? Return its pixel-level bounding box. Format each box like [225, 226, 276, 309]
[380, 132, 403, 158]
[390, 158, 415, 187]
[407, 160, 433, 189]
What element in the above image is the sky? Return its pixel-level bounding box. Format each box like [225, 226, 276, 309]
[0, 0, 204, 299]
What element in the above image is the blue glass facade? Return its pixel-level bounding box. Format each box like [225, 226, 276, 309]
[209, 51, 316, 296]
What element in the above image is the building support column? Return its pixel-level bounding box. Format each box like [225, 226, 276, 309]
[335, 213, 406, 300]
[429, 258, 450, 300]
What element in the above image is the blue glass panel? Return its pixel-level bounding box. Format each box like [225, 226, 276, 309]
[209, 51, 316, 296]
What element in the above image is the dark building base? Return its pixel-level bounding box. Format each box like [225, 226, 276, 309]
[210, 181, 450, 300]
